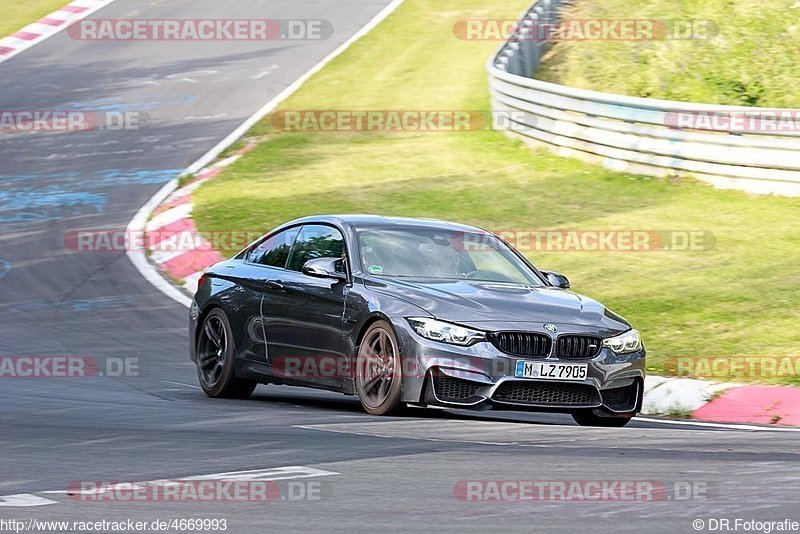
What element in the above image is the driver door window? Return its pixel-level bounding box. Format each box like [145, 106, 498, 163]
[287, 225, 346, 273]
[248, 227, 300, 268]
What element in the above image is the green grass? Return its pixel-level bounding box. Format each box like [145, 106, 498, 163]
[537, 0, 800, 106]
[665, 406, 694, 419]
[1, 1, 69, 38]
[193, 0, 800, 383]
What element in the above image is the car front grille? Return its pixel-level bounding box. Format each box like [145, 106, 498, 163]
[490, 332, 552, 357]
[555, 336, 603, 359]
[432, 374, 482, 403]
[492, 381, 601, 407]
[601, 383, 639, 411]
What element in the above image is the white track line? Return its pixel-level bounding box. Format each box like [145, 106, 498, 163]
[4, 466, 340, 507]
[635, 416, 800, 432]
[183, 0, 406, 175]
[126, 179, 192, 307]
[0, 494, 58, 507]
[0, 0, 119, 66]
[126, 0, 406, 310]
[160, 379, 200, 390]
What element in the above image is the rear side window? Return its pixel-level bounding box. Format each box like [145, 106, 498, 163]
[287, 225, 345, 272]
[248, 227, 300, 268]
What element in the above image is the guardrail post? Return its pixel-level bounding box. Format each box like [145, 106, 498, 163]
[505, 42, 523, 76]
[518, 21, 536, 77]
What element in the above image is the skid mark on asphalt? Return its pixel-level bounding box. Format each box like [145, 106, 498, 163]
[64, 95, 197, 112]
[0, 187, 106, 224]
[0, 466, 339, 507]
[11, 297, 134, 313]
[0, 169, 184, 187]
[0, 169, 183, 225]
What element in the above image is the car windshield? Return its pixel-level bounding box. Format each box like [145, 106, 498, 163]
[356, 226, 543, 285]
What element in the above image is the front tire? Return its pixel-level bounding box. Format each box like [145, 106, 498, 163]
[196, 308, 257, 399]
[355, 321, 403, 415]
[572, 410, 633, 427]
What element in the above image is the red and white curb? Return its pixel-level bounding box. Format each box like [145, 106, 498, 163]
[0, 0, 117, 65]
[643, 376, 800, 426]
[145, 149, 253, 295]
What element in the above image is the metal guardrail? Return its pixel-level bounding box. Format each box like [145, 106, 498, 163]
[488, 0, 800, 195]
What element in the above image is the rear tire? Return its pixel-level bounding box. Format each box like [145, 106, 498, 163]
[196, 308, 257, 399]
[572, 410, 633, 427]
[355, 321, 403, 416]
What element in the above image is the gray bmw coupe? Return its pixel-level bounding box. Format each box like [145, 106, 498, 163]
[190, 215, 645, 427]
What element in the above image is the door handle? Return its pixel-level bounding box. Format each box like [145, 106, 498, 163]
[265, 280, 285, 291]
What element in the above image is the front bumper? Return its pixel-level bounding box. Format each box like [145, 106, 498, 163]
[393, 319, 646, 415]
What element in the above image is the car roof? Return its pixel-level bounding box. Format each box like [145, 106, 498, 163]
[286, 214, 489, 233]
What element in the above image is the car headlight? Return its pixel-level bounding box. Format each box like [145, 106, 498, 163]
[603, 329, 642, 354]
[406, 317, 485, 346]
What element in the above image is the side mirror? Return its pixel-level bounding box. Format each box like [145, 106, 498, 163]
[543, 271, 570, 289]
[302, 257, 347, 281]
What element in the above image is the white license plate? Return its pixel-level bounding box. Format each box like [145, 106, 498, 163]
[515, 360, 588, 381]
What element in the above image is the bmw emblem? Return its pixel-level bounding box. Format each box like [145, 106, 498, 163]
[544, 324, 558, 333]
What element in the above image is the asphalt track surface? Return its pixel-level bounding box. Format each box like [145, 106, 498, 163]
[0, 1, 798, 533]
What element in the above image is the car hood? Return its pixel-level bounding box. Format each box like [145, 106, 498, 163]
[365, 277, 631, 333]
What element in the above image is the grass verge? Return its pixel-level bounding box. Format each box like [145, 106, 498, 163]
[1, 1, 69, 38]
[536, 0, 800, 106]
[193, 0, 800, 383]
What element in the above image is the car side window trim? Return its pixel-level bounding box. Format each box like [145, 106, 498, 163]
[243, 224, 302, 271]
[280, 225, 303, 270]
[286, 223, 350, 279]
